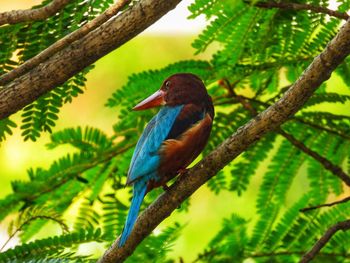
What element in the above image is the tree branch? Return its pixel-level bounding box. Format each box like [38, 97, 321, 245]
[300, 219, 350, 263]
[225, 82, 350, 186]
[0, 214, 68, 252]
[193, 248, 350, 262]
[293, 117, 350, 141]
[0, 0, 131, 86]
[0, 0, 182, 120]
[216, 89, 350, 142]
[246, 1, 349, 20]
[0, 0, 71, 26]
[219, 94, 350, 141]
[251, 250, 349, 259]
[97, 18, 350, 263]
[248, 99, 350, 141]
[300, 196, 350, 212]
[277, 129, 350, 186]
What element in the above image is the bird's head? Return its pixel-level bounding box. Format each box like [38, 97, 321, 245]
[133, 73, 211, 110]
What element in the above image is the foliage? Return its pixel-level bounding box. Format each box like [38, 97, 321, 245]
[195, 196, 350, 262]
[125, 223, 182, 263]
[0, 0, 114, 141]
[0, 118, 17, 142]
[20, 67, 92, 141]
[0, 228, 102, 263]
[0, 0, 350, 262]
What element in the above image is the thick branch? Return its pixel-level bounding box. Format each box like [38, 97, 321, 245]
[0, 0, 131, 86]
[98, 18, 350, 263]
[300, 219, 350, 263]
[0, 0, 71, 26]
[0, 0, 182, 120]
[248, 1, 349, 20]
[300, 196, 350, 212]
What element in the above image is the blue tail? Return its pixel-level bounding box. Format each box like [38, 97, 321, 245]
[119, 180, 147, 247]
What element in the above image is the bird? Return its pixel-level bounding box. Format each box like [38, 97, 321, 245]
[118, 73, 214, 247]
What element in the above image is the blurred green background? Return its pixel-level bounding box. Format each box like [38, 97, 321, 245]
[1, 0, 349, 261]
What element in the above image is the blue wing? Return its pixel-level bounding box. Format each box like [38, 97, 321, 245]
[126, 105, 184, 184]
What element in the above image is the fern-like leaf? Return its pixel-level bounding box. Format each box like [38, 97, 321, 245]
[0, 229, 102, 263]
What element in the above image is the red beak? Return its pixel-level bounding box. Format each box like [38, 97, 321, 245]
[133, 90, 166, 111]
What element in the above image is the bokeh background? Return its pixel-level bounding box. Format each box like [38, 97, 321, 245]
[0, 0, 349, 261]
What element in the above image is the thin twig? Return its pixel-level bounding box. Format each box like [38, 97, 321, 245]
[246, 1, 349, 20]
[0, 0, 130, 86]
[192, 248, 350, 262]
[215, 94, 350, 141]
[245, 97, 350, 141]
[293, 117, 350, 141]
[0, 214, 68, 252]
[0, 0, 71, 26]
[300, 196, 350, 212]
[251, 250, 350, 258]
[278, 129, 350, 186]
[223, 81, 350, 186]
[300, 219, 350, 263]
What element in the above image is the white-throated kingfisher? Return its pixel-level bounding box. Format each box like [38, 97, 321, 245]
[119, 73, 214, 247]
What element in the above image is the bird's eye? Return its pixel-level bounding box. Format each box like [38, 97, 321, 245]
[165, 81, 171, 90]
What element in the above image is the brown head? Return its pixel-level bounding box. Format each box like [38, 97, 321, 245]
[133, 73, 212, 111]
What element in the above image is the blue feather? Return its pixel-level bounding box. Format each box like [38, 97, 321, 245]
[119, 105, 184, 247]
[118, 177, 149, 247]
[127, 105, 184, 184]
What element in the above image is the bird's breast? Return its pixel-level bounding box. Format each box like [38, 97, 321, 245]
[156, 113, 213, 184]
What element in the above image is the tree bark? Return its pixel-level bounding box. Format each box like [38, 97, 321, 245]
[300, 220, 350, 263]
[0, 0, 131, 86]
[247, 1, 349, 20]
[0, 0, 182, 120]
[97, 18, 350, 263]
[0, 0, 71, 26]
